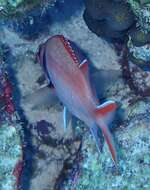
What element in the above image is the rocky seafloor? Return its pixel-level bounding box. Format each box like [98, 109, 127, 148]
[0, 0, 150, 190]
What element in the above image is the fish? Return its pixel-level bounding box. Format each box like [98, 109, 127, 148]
[37, 35, 118, 165]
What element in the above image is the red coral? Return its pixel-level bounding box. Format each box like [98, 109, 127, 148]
[5, 99, 15, 114]
[4, 80, 12, 98]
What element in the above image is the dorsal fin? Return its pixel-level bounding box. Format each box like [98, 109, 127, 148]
[79, 59, 99, 104]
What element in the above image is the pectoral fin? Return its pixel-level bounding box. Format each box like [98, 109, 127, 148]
[22, 85, 59, 110]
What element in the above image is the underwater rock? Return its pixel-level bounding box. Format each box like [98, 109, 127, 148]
[64, 118, 150, 190]
[127, 34, 150, 70]
[126, 1, 150, 69]
[83, 9, 127, 42]
[30, 120, 55, 141]
[22, 120, 82, 190]
[106, 2, 135, 31]
[129, 52, 150, 70]
[128, 26, 150, 46]
[84, 0, 110, 20]
[125, 1, 150, 70]
[83, 0, 135, 42]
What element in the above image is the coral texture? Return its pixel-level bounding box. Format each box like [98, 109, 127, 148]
[127, 0, 150, 68]
[0, 0, 149, 189]
[0, 0, 57, 18]
[0, 44, 23, 190]
[0, 123, 23, 190]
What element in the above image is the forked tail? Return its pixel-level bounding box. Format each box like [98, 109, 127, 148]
[95, 100, 118, 165]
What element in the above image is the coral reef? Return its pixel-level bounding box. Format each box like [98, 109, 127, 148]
[121, 47, 150, 97]
[127, 33, 150, 69]
[127, 0, 150, 68]
[128, 27, 150, 46]
[83, 0, 135, 42]
[0, 0, 57, 18]
[127, 0, 150, 32]
[0, 123, 23, 190]
[0, 0, 59, 40]
[0, 45, 23, 190]
[0, 0, 149, 190]
[64, 118, 150, 190]
[21, 120, 81, 190]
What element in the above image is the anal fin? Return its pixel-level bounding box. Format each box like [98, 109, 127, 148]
[90, 125, 102, 154]
[63, 106, 71, 131]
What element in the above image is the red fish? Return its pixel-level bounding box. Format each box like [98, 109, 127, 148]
[37, 35, 118, 165]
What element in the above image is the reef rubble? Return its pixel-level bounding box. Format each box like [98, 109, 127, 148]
[0, 45, 23, 190]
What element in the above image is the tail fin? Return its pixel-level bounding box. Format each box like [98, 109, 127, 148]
[95, 100, 117, 165]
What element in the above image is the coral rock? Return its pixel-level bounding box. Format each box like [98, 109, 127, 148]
[84, 0, 135, 42]
[83, 9, 127, 42]
[129, 27, 150, 46]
